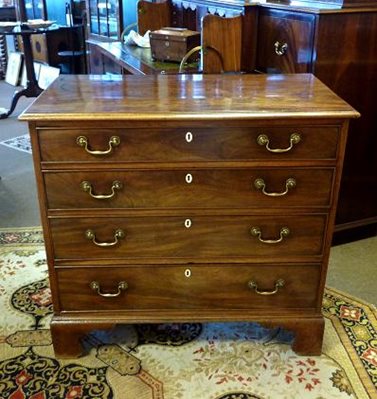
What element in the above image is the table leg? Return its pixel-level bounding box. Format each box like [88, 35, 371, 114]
[0, 30, 43, 119]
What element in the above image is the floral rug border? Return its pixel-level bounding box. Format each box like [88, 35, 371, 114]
[324, 286, 377, 395]
[0, 226, 44, 245]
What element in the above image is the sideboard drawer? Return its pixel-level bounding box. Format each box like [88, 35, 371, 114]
[50, 215, 327, 260]
[37, 125, 339, 162]
[56, 264, 320, 311]
[256, 9, 316, 73]
[44, 168, 334, 209]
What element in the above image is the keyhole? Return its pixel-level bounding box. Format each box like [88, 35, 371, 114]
[185, 132, 193, 143]
[184, 269, 192, 278]
[185, 173, 193, 184]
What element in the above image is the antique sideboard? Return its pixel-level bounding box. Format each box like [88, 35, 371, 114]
[21, 74, 358, 357]
[88, 0, 377, 240]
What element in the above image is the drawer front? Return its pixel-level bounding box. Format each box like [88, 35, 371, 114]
[256, 10, 315, 73]
[56, 264, 320, 311]
[37, 126, 339, 162]
[44, 168, 334, 209]
[50, 215, 327, 260]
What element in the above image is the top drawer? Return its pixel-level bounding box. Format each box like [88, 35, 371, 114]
[36, 126, 340, 163]
[256, 10, 316, 74]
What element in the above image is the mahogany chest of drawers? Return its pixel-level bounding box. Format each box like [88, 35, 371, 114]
[21, 74, 358, 358]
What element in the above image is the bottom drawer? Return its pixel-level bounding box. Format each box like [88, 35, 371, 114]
[56, 264, 320, 311]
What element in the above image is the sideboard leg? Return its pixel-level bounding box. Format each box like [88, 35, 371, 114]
[50, 319, 114, 358]
[290, 317, 325, 356]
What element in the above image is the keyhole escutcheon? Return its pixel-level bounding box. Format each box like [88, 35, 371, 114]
[185, 132, 193, 143]
[185, 173, 193, 184]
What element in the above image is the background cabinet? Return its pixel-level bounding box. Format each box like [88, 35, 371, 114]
[255, 5, 377, 239]
[87, 0, 122, 39]
[24, 0, 46, 20]
[256, 10, 315, 73]
[85, 0, 139, 73]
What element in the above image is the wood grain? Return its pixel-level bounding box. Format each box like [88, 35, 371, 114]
[49, 214, 327, 260]
[37, 125, 341, 162]
[20, 74, 358, 121]
[44, 168, 334, 209]
[56, 264, 321, 311]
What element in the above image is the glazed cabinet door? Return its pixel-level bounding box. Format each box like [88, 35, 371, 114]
[256, 9, 316, 73]
[87, 0, 122, 40]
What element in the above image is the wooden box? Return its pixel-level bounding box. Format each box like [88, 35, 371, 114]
[150, 27, 200, 62]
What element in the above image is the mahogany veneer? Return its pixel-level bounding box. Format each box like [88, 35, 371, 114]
[21, 74, 358, 358]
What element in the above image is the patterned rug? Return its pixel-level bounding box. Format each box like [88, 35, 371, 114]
[0, 134, 32, 154]
[0, 227, 376, 399]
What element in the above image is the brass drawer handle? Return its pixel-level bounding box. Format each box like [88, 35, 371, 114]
[90, 281, 128, 297]
[257, 133, 301, 153]
[250, 226, 290, 244]
[85, 229, 125, 247]
[76, 135, 120, 155]
[81, 180, 123, 199]
[248, 279, 285, 295]
[254, 177, 296, 197]
[274, 41, 288, 56]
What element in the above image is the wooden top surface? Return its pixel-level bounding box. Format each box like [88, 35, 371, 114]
[20, 74, 359, 122]
[87, 40, 198, 76]
[185, 0, 377, 11]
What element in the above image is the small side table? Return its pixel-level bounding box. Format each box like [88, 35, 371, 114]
[0, 24, 57, 119]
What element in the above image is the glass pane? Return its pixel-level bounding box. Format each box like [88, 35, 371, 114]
[35, 0, 44, 19]
[89, 0, 99, 35]
[25, 0, 43, 19]
[91, 16, 99, 34]
[108, 0, 118, 38]
[88, 0, 119, 38]
[98, 0, 108, 36]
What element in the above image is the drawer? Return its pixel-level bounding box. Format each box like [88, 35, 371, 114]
[44, 168, 334, 209]
[256, 10, 316, 73]
[56, 264, 320, 311]
[37, 126, 339, 162]
[50, 215, 327, 260]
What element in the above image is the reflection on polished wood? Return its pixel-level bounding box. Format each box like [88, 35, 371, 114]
[20, 73, 358, 121]
[87, 40, 197, 75]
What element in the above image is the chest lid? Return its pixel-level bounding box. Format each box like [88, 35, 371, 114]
[149, 27, 200, 43]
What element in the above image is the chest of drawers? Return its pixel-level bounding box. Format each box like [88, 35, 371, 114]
[21, 73, 358, 358]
